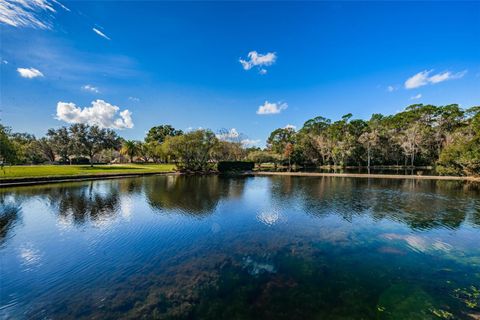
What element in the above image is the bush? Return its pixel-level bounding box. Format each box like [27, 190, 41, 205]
[217, 161, 254, 173]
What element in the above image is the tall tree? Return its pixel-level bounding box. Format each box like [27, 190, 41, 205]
[145, 125, 183, 144]
[0, 124, 17, 166]
[69, 124, 120, 166]
[267, 127, 296, 154]
[167, 130, 218, 172]
[120, 140, 139, 163]
[47, 127, 72, 163]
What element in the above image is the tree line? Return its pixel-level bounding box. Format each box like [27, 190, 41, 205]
[263, 103, 480, 176]
[1, 103, 479, 175]
[0, 123, 247, 172]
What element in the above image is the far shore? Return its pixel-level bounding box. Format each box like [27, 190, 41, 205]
[253, 171, 480, 182]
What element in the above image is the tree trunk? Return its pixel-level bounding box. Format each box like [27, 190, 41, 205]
[367, 146, 371, 168]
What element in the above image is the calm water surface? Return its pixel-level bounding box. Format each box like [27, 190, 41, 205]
[1, 175, 480, 319]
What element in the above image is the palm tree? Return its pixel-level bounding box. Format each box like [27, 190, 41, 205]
[120, 140, 138, 163]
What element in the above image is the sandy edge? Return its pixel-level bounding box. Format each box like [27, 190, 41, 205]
[253, 171, 480, 182]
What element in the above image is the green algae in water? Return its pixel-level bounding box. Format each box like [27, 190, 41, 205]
[376, 284, 437, 319]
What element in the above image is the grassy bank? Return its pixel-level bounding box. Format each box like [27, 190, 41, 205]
[0, 164, 176, 180]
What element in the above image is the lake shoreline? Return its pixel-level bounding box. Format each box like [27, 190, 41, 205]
[2, 170, 479, 188]
[0, 171, 179, 188]
[253, 171, 480, 182]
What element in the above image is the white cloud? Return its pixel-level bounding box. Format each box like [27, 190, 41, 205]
[2, 60, 8, 64]
[241, 139, 261, 147]
[217, 128, 240, 141]
[284, 124, 296, 130]
[56, 99, 133, 129]
[239, 51, 276, 73]
[92, 27, 111, 40]
[256, 101, 287, 115]
[51, 0, 70, 12]
[17, 67, 44, 78]
[404, 69, 467, 89]
[410, 93, 422, 100]
[0, 0, 67, 29]
[82, 84, 100, 93]
[128, 96, 140, 102]
[387, 85, 395, 92]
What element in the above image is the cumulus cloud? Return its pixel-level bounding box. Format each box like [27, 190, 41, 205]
[239, 51, 276, 74]
[241, 139, 261, 147]
[17, 67, 44, 78]
[0, 0, 68, 29]
[217, 128, 240, 141]
[56, 99, 133, 129]
[92, 27, 111, 40]
[82, 84, 100, 93]
[404, 70, 467, 89]
[410, 93, 422, 100]
[256, 101, 287, 115]
[284, 124, 296, 130]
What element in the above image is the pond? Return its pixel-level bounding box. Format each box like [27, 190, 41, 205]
[1, 175, 480, 319]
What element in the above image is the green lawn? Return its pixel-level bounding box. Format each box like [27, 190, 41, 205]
[0, 164, 176, 180]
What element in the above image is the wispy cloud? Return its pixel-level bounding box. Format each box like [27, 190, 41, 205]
[4, 40, 140, 82]
[0, 0, 68, 29]
[51, 0, 70, 12]
[56, 100, 133, 129]
[92, 27, 111, 40]
[404, 70, 467, 89]
[128, 96, 140, 102]
[82, 84, 100, 93]
[17, 67, 44, 78]
[240, 51, 276, 74]
[410, 93, 422, 100]
[387, 85, 396, 92]
[257, 101, 287, 115]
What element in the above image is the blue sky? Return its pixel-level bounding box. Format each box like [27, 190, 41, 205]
[1, 1, 479, 146]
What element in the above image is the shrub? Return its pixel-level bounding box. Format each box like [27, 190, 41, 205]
[217, 161, 254, 173]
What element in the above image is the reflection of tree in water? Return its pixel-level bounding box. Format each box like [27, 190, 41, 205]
[0, 197, 21, 246]
[117, 177, 144, 195]
[144, 175, 246, 216]
[270, 176, 480, 230]
[45, 182, 121, 225]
